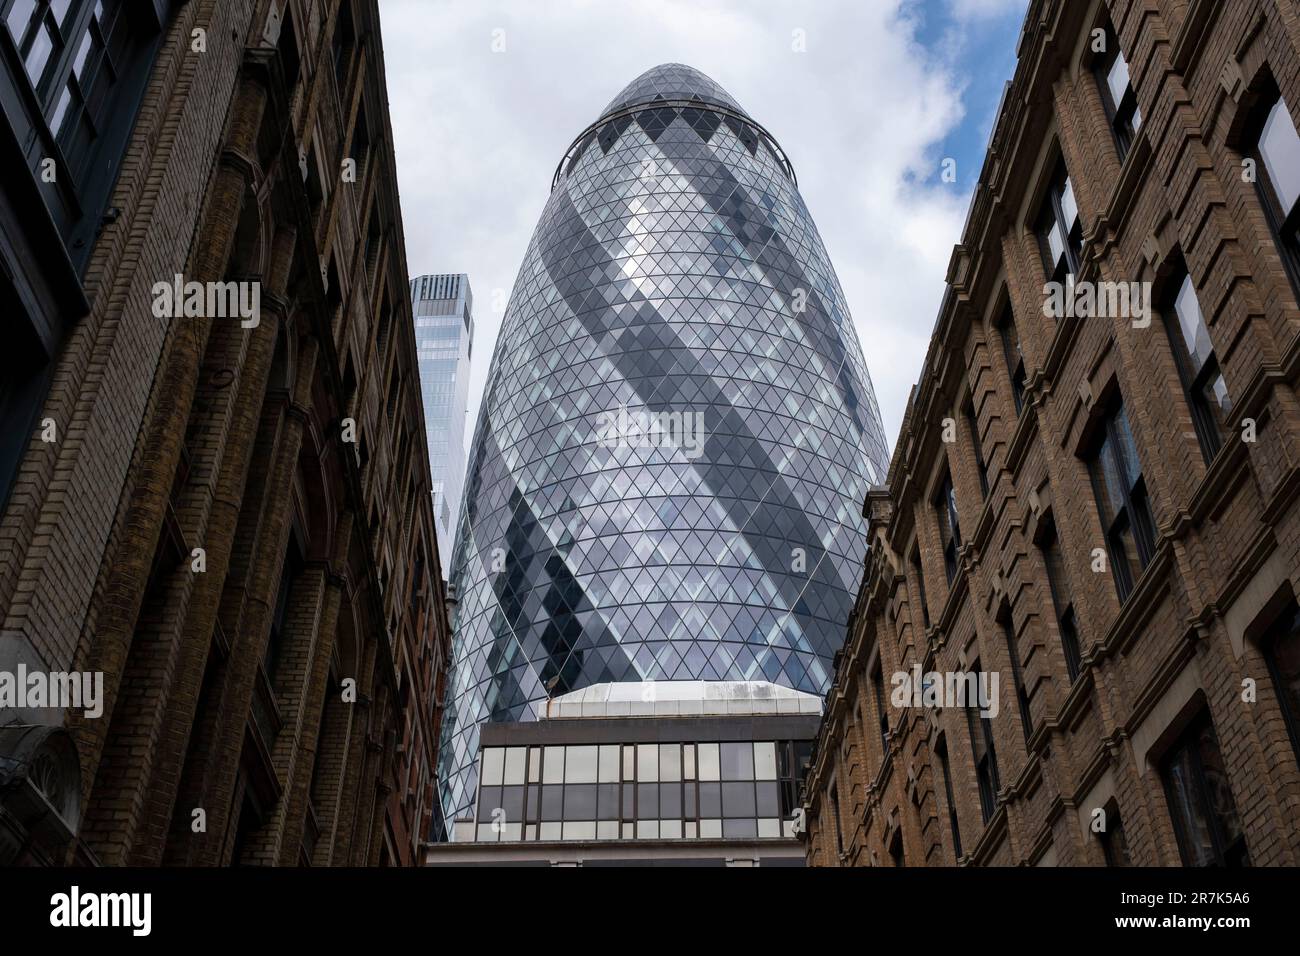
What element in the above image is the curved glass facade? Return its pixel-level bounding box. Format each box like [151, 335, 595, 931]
[438, 64, 891, 823]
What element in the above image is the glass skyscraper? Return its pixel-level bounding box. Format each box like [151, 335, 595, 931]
[410, 273, 474, 580]
[438, 64, 890, 824]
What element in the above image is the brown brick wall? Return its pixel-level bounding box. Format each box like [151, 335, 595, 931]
[804, 0, 1300, 868]
[0, 0, 449, 866]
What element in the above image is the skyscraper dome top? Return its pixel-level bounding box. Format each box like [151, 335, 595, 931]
[599, 63, 748, 119]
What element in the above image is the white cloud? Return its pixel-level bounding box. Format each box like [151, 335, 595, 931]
[947, 0, 1027, 21]
[381, 0, 1001, 449]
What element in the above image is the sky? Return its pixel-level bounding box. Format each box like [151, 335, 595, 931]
[380, 0, 1028, 452]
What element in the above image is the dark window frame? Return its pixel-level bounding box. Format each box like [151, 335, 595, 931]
[331, 0, 355, 97]
[936, 735, 962, 859]
[1039, 516, 1083, 682]
[1159, 712, 1251, 867]
[1093, 22, 1141, 163]
[936, 470, 962, 585]
[0, 0, 169, 269]
[828, 780, 844, 856]
[1243, 79, 1300, 301]
[870, 662, 888, 750]
[965, 661, 1000, 824]
[998, 303, 1026, 415]
[1162, 268, 1230, 463]
[1261, 600, 1300, 769]
[1099, 800, 1132, 867]
[1036, 160, 1083, 284]
[998, 607, 1033, 746]
[910, 545, 931, 630]
[0, 283, 52, 512]
[1086, 399, 1155, 602]
[964, 398, 989, 499]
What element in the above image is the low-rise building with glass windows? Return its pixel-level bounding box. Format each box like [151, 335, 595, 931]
[425, 681, 818, 866]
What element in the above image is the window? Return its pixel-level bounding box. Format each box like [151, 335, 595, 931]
[1037, 161, 1083, 283]
[964, 399, 989, 498]
[331, 0, 355, 95]
[5, 0, 75, 97]
[305, 143, 326, 229]
[1161, 713, 1250, 866]
[1099, 802, 1132, 867]
[871, 663, 888, 748]
[937, 470, 962, 584]
[888, 830, 905, 867]
[1087, 399, 1155, 602]
[488, 739, 798, 843]
[1040, 517, 1083, 682]
[1262, 601, 1300, 767]
[1164, 271, 1231, 462]
[1094, 24, 1141, 162]
[777, 740, 812, 835]
[1247, 85, 1300, 296]
[911, 546, 931, 630]
[1, 1, 168, 267]
[350, 99, 372, 185]
[265, 540, 303, 685]
[999, 609, 1033, 746]
[965, 661, 1000, 824]
[0, 293, 50, 511]
[936, 736, 962, 858]
[828, 782, 843, 855]
[999, 304, 1027, 415]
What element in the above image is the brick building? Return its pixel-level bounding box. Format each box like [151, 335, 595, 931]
[0, 0, 449, 866]
[803, 0, 1300, 867]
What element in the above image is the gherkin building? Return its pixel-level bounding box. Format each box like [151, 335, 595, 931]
[438, 64, 890, 824]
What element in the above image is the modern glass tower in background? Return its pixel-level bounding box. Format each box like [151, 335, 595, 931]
[438, 64, 891, 824]
[410, 274, 474, 580]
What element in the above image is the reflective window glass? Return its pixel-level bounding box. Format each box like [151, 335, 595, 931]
[503, 747, 527, 785]
[563, 821, 596, 840]
[659, 743, 681, 782]
[1261, 99, 1300, 215]
[637, 743, 659, 781]
[720, 742, 753, 780]
[723, 818, 758, 839]
[480, 748, 504, 787]
[478, 786, 502, 818]
[598, 745, 620, 782]
[540, 785, 565, 822]
[542, 746, 565, 784]
[699, 782, 722, 818]
[500, 785, 525, 823]
[566, 745, 598, 783]
[564, 783, 597, 819]
[597, 783, 621, 821]
[722, 781, 757, 817]
[596, 820, 619, 840]
[636, 782, 659, 818]
[659, 782, 682, 818]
